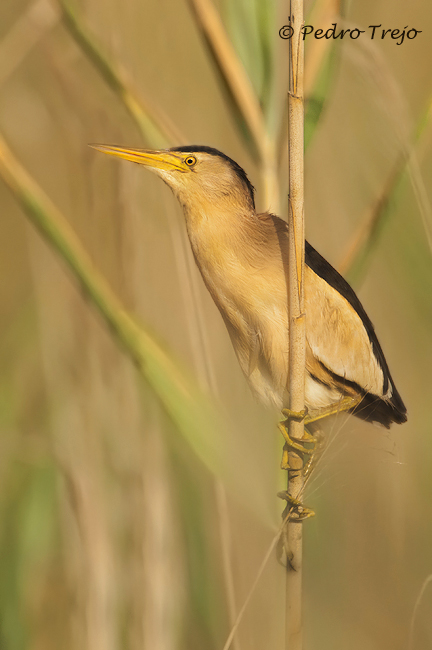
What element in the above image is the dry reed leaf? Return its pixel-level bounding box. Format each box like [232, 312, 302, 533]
[0, 131, 228, 481]
[58, 0, 184, 147]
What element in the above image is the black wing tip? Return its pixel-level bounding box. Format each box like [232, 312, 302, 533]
[353, 392, 407, 428]
[386, 383, 408, 425]
[390, 392, 407, 423]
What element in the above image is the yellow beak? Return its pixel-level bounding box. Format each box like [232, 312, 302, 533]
[89, 144, 186, 172]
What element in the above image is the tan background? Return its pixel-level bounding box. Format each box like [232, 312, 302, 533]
[0, 0, 431, 648]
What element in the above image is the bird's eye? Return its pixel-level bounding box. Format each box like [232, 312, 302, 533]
[184, 156, 197, 167]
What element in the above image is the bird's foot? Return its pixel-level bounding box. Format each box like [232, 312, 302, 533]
[278, 412, 323, 520]
[277, 490, 315, 521]
[295, 396, 362, 425]
[278, 420, 317, 465]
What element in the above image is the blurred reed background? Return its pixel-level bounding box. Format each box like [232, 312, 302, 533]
[0, 0, 431, 648]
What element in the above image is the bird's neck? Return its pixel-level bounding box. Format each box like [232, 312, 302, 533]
[180, 196, 258, 269]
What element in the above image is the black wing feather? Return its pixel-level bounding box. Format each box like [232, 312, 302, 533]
[305, 241, 407, 426]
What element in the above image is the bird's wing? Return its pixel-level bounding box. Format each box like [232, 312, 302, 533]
[305, 242, 392, 400]
[256, 216, 405, 421]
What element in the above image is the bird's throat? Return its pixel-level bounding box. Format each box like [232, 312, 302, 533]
[181, 200, 259, 278]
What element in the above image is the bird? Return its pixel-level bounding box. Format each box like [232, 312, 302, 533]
[91, 143, 407, 445]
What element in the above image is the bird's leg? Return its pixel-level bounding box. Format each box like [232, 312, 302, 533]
[278, 416, 316, 520]
[278, 429, 316, 518]
[278, 398, 359, 518]
[293, 395, 362, 426]
[281, 396, 360, 476]
[278, 421, 313, 457]
[278, 408, 319, 460]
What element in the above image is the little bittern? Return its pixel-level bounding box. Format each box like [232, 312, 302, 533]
[92, 144, 407, 431]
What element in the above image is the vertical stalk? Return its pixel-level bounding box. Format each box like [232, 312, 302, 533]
[285, 2, 305, 650]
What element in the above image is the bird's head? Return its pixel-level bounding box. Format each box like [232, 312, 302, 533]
[90, 144, 255, 214]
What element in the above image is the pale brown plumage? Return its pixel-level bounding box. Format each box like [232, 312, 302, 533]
[92, 144, 407, 428]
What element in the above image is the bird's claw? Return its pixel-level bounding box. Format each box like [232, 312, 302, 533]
[278, 410, 322, 520]
[277, 491, 315, 521]
[281, 407, 309, 423]
[278, 422, 317, 467]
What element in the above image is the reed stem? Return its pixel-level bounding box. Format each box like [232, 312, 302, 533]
[285, 2, 305, 649]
